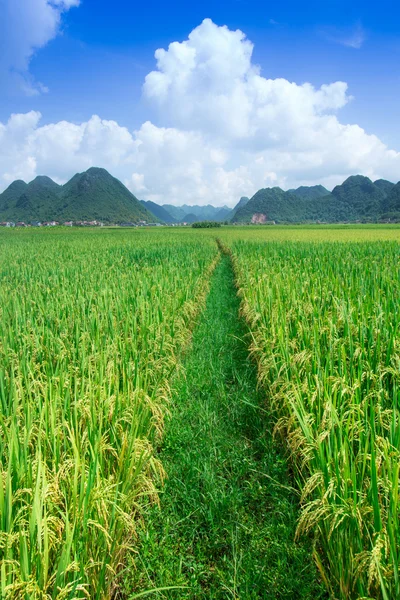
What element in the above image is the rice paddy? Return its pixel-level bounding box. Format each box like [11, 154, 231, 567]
[224, 233, 400, 599]
[1, 225, 400, 599]
[0, 228, 217, 597]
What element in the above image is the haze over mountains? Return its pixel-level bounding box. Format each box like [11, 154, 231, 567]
[139, 201, 233, 224]
[0, 168, 399, 225]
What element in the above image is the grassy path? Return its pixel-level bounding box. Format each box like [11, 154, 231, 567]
[125, 254, 326, 599]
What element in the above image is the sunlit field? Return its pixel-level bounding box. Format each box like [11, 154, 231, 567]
[221, 223, 400, 243]
[0, 228, 217, 597]
[0, 225, 399, 599]
[227, 238, 400, 599]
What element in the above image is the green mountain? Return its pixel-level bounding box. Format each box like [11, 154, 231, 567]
[58, 168, 151, 222]
[140, 200, 177, 223]
[231, 176, 391, 224]
[162, 205, 186, 222]
[162, 203, 231, 222]
[29, 175, 61, 193]
[182, 213, 198, 224]
[232, 187, 304, 223]
[0, 168, 153, 224]
[288, 185, 331, 200]
[374, 179, 395, 198]
[383, 182, 400, 214]
[0, 176, 61, 221]
[181, 204, 230, 221]
[214, 206, 233, 221]
[327, 175, 385, 221]
[231, 196, 249, 219]
[2, 169, 396, 226]
[0, 180, 28, 213]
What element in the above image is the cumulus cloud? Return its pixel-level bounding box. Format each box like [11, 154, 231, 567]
[0, 19, 399, 205]
[127, 121, 256, 204]
[0, 0, 79, 95]
[0, 112, 136, 186]
[144, 20, 350, 142]
[0, 113, 257, 204]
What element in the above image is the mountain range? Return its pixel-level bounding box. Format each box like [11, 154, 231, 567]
[0, 168, 153, 224]
[1, 169, 399, 225]
[140, 200, 177, 223]
[160, 203, 233, 223]
[232, 176, 400, 223]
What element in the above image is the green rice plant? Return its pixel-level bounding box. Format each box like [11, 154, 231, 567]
[228, 239, 400, 599]
[0, 227, 218, 598]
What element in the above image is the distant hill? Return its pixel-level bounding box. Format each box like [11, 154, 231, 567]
[231, 176, 395, 224]
[58, 168, 152, 222]
[0, 180, 28, 211]
[374, 179, 395, 198]
[230, 196, 249, 220]
[232, 188, 303, 223]
[0, 168, 153, 224]
[2, 169, 398, 225]
[159, 177, 397, 225]
[162, 205, 186, 222]
[214, 206, 233, 221]
[327, 175, 384, 221]
[140, 200, 176, 223]
[182, 213, 198, 224]
[181, 204, 231, 221]
[162, 203, 232, 222]
[0, 176, 61, 221]
[288, 185, 331, 200]
[384, 182, 400, 214]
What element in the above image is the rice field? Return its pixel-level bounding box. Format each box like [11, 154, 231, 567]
[0, 228, 217, 597]
[226, 235, 400, 599]
[1, 225, 400, 599]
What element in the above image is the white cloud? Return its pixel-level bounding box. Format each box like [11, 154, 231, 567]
[320, 23, 366, 50]
[0, 0, 79, 95]
[126, 121, 255, 204]
[0, 19, 399, 205]
[0, 112, 136, 186]
[143, 19, 350, 144]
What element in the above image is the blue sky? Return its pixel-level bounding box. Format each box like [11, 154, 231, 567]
[1, 0, 399, 205]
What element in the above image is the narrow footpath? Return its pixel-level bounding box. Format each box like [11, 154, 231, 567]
[125, 254, 326, 599]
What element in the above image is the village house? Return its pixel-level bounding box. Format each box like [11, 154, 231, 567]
[74, 220, 104, 226]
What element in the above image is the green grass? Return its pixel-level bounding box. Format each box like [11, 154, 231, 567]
[125, 253, 326, 599]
